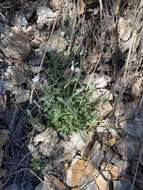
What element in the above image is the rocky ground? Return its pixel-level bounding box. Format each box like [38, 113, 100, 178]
[0, 0, 143, 190]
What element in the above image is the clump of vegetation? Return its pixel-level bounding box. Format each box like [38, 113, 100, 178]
[33, 52, 99, 135]
[40, 83, 98, 134]
[44, 51, 67, 84]
[30, 158, 44, 173]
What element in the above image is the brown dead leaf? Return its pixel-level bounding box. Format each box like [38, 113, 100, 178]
[66, 159, 108, 190]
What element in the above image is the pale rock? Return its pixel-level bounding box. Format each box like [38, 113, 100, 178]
[97, 118, 110, 128]
[4, 81, 14, 91]
[101, 162, 120, 179]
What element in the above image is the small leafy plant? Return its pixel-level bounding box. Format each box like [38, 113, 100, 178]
[40, 83, 98, 134]
[30, 158, 44, 173]
[35, 52, 99, 135]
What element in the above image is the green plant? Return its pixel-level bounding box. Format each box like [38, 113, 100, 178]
[40, 83, 98, 135]
[30, 158, 44, 173]
[44, 51, 67, 84]
[34, 51, 99, 135]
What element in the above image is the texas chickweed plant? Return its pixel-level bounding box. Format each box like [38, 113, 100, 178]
[40, 77, 98, 135]
[34, 51, 99, 135]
